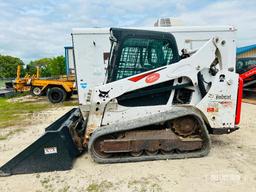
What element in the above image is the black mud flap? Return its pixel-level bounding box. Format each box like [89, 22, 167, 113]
[0, 108, 84, 176]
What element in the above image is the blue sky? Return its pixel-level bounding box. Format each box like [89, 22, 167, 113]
[0, 0, 256, 63]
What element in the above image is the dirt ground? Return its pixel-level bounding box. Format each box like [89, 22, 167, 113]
[0, 102, 255, 192]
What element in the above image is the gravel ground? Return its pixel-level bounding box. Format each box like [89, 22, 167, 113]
[0, 103, 255, 192]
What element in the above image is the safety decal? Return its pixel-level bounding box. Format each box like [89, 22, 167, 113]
[44, 147, 57, 155]
[145, 73, 160, 84]
[207, 102, 219, 112]
[80, 82, 87, 89]
[219, 101, 232, 107]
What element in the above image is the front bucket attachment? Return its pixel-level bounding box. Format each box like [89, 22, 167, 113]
[0, 108, 84, 176]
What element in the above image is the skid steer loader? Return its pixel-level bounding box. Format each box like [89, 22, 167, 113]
[0, 27, 243, 176]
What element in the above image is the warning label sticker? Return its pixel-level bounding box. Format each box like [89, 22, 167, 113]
[44, 147, 57, 155]
[207, 102, 219, 113]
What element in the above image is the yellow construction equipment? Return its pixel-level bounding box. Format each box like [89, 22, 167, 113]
[14, 64, 76, 103]
[13, 65, 39, 92]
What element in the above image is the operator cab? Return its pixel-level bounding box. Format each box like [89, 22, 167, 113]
[107, 28, 180, 83]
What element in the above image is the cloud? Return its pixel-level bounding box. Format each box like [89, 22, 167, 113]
[176, 0, 256, 46]
[0, 0, 255, 63]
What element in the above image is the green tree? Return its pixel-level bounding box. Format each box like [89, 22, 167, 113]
[47, 56, 66, 77]
[0, 55, 24, 78]
[27, 58, 52, 77]
[26, 56, 66, 77]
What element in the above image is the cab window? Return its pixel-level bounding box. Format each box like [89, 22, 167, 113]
[115, 37, 176, 80]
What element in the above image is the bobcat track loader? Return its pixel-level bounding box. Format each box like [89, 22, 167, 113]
[0, 27, 243, 176]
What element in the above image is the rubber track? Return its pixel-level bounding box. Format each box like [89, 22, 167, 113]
[88, 107, 211, 163]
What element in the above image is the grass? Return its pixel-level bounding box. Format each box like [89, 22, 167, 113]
[86, 180, 114, 192]
[63, 100, 79, 106]
[0, 97, 51, 128]
[128, 177, 162, 192]
[0, 88, 79, 130]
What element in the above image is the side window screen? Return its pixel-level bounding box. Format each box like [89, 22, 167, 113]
[115, 38, 175, 80]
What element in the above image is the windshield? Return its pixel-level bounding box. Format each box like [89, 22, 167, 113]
[106, 28, 179, 83]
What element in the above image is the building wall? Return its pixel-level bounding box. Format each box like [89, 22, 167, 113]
[237, 48, 256, 58]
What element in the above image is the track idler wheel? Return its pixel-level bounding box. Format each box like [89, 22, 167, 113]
[91, 136, 114, 158]
[169, 116, 198, 137]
